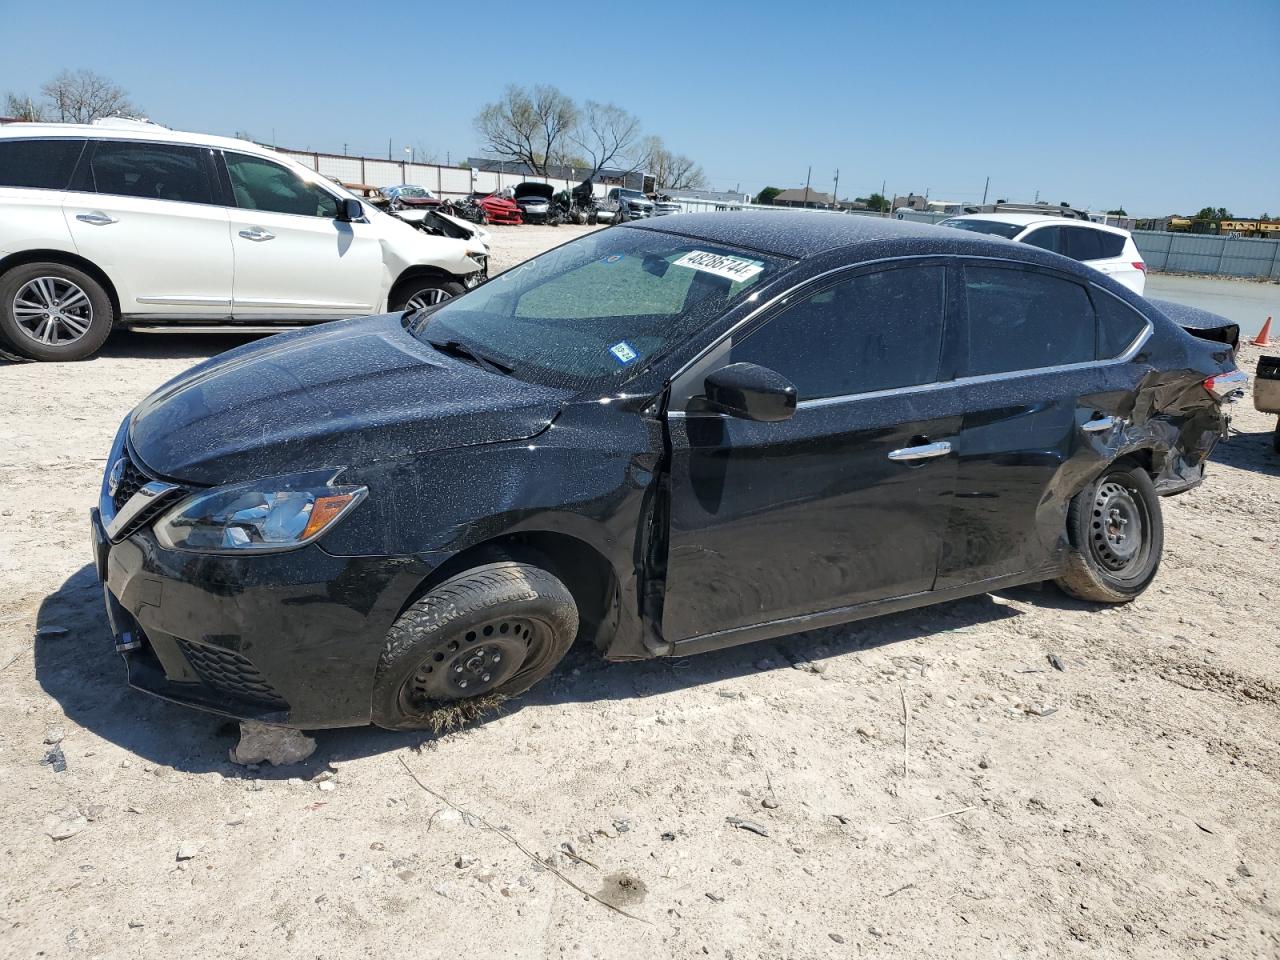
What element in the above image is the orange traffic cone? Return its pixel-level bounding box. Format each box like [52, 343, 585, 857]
[1252, 316, 1273, 347]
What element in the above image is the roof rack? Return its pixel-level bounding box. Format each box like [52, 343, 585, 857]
[956, 201, 1090, 220]
[91, 116, 168, 130]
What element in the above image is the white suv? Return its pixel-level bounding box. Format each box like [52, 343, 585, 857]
[937, 214, 1146, 295]
[0, 120, 488, 360]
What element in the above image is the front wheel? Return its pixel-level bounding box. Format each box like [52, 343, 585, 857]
[1055, 463, 1163, 603]
[388, 279, 466, 313]
[0, 262, 114, 361]
[371, 562, 579, 731]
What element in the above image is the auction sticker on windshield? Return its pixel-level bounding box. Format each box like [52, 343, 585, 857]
[673, 250, 765, 283]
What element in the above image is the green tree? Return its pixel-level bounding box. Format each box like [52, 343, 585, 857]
[1106, 207, 1127, 216]
[862, 193, 890, 213]
[753, 186, 782, 205]
[1195, 206, 1232, 221]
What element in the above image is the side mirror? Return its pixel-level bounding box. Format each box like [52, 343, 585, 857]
[703, 362, 797, 422]
[338, 197, 364, 222]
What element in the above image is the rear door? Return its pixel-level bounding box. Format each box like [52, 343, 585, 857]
[64, 139, 233, 318]
[0, 137, 85, 258]
[934, 261, 1139, 589]
[221, 151, 384, 319]
[660, 261, 962, 644]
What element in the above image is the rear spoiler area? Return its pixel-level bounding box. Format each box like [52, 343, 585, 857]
[1148, 298, 1240, 352]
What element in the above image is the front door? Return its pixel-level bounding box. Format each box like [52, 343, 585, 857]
[64, 139, 233, 318]
[661, 261, 960, 644]
[221, 151, 383, 319]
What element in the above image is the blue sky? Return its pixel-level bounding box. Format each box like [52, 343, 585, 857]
[3, 0, 1277, 216]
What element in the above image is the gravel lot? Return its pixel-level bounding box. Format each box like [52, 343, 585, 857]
[1, 223, 1277, 959]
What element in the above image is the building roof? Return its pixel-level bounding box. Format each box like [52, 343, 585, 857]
[772, 188, 835, 205]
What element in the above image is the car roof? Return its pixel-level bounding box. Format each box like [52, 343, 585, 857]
[0, 119, 282, 158]
[625, 210, 972, 259]
[943, 212, 1131, 237]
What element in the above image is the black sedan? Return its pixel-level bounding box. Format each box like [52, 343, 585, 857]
[90, 213, 1245, 730]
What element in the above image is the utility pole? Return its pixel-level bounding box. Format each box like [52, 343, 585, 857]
[982, 176, 989, 205]
[388, 138, 392, 161]
[343, 143, 348, 156]
[446, 150, 451, 165]
[833, 169, 840, 209]
[1034, 188, 1039, 203]
[803, 166, 812, 208]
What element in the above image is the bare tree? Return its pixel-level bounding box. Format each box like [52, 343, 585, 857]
[4, 92, 47, 121]
[570, 101, 642, 180]
[639, 135, 706, 192]
[474, 84, 576, 175]
[41, 69, 139, 123]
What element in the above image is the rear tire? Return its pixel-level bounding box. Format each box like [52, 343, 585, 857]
[388, 279, 466, 313]
[1055, 463, 1163, 603]
[0, 262, 113, 361]
[371, 562, 578, 731]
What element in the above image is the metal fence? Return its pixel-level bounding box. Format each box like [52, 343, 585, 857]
[277, 148, 612, 201]
[1131, 231, 1280, 280]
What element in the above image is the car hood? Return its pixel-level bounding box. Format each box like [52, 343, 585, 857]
[514, 182, 555, 201]
[128, 314, 571, 486]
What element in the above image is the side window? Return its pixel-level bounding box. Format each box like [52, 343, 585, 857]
[89, 141, 215, 205]
[1094, 231, 1126, 259]
[0, 138, 85, 189]
[1093, 290, 1149, 359]
[962, 266, 1095, 375]
[1062, 227, 1106, 262]
[224, 153, 338, 218]
[731, 265, 946, 401]
[1021, 226, 1061, 254]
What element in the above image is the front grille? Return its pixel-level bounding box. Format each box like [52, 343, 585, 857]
[176, 638, 289, 708]
[112, 454, 150, 511]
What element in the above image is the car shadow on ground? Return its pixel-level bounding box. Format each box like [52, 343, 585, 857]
[1213, 424, 1280, 477]
[35, 562, 1029, 778]
[0, 330, 278, 366]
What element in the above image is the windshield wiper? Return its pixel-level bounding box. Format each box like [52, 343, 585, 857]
[425, 337, 514, 376]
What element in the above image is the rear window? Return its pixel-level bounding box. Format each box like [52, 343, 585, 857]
[89, 141, 216, 205]
[963, 266, 1096, 375]
[0, 138, 85, 190]
[1062, 226, 1123, 262]
[1094, 290, 1149, 358]
[938, 218, 1023, 240]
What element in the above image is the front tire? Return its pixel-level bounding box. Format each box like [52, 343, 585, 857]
[0, 262, 113, 361]
[371, 562, 579, 731]
[1055, 463, 1163, 603]
[388, 279, 466, 313]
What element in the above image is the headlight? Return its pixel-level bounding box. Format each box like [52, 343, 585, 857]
[153, 471, 367, 554]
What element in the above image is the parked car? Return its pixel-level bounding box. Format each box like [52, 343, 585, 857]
[653, 197, 682, 216]
[468, 191, 523, 225]
[937, 213, 1146, 294]
[512, 182, 558, 224]
[601, 187, 654, 222]
[379, 184, 442, 210]
[1253, 353, 1280, 452]
[90, 212, 1244, 730]
[0, 120, 488, 361]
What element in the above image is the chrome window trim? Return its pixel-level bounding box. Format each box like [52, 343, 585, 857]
[667, 256, 1153, 420]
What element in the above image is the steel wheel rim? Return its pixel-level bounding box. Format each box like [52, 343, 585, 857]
[12, 277, 93, 346]
[405, 288, 453, 312]
[1089, 478, 1149, 576]
[400, 615, 549, 707]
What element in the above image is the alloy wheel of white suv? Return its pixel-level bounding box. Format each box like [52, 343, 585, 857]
[0, 262, 114, 361]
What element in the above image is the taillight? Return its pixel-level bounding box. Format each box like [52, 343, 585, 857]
[1132, 262, 1146, 271]
[1203, 370, 1247, 400]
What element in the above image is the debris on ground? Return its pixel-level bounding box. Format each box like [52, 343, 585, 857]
[1048, 654, 1066, 672]
[44, 812, 88, 840]
[176, 841, 202, 861]
[41, 745, 66, 773]
[228, 721, 317, 766]
[726, 816, 770, 837]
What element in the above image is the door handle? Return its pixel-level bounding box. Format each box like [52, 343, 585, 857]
[238, 228, 275, 242]
[887, 440, 952, 462]
[1082, 416, 1117, 433]
[75, 212, 118, 226]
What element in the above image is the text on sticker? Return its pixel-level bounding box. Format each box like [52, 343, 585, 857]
[672, 250, 765, 283]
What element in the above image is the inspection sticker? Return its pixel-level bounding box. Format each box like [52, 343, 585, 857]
[609, 341, 639, 365]
[672, 250, 765, 283]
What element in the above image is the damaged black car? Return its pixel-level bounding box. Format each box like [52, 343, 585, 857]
[89, 213, 1246, 730]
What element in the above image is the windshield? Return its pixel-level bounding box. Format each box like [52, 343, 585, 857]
[937, 217, 1024, 239]
[620, 189, 646, 200]
[397, 186, 432, 198]
[410, 228, 786, 391]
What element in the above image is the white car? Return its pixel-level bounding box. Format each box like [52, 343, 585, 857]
[0, 120, 488, 361]
[937, 214, 1146, 295]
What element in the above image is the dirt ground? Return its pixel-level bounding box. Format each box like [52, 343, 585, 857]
[1, 223, 1277, 960]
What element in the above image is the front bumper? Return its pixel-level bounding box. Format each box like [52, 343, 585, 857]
[90, 507, 442, 728]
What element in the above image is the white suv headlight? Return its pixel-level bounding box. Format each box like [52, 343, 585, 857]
[153, 471, 367, 554]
